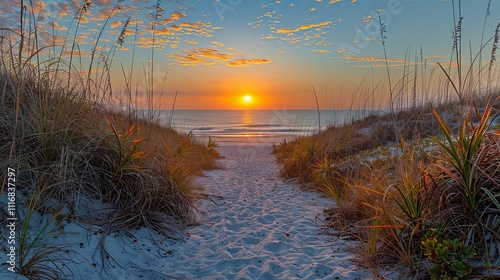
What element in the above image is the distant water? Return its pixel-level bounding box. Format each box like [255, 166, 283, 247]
[154, 110, 377, 138]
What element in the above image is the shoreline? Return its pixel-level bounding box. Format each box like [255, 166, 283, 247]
[197, 134, 299, 146]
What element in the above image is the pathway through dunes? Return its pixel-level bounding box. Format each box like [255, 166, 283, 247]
[0, 143, 372, 280]
[158, 143, 370, 279]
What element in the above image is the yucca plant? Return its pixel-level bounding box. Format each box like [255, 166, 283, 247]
[430, 98, 500, 268]
[431, 100, 492, 215]
[105, 116, 147, 178]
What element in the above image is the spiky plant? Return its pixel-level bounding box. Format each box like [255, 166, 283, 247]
[430, 98, 500, 268]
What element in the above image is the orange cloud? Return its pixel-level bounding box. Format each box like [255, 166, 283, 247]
[48, 21, 68, 31]
[184, 39, 199, 45]
[158, 11, 187, 26]
[211, 41, 225, 47]
[136, 37, 174, 49]
[29, 0, 47, 15]
[311, 49, 331, 54]
[136, 21, 214, 48]
[170, 48, 231, 66]
[194, 48, 230, 60]
[426, 55, 449, 60]
[363, 15, 374, 23]
[91, 6, 115, 21]
[342, 55, 404, 63]
[276, 21, 332, 34]
[169, 21, 214, 36]
[111, 20, 122, 28]
[94, 0, 114, 5]
[50, 1, 71, 19]
[156, 28, 175, 36]
[79, 15, 90, 24]
[170, 48, 270, 68]
[228, 58, 271, 67]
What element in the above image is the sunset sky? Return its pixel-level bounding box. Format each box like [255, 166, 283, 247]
[1, 0, 499, 109]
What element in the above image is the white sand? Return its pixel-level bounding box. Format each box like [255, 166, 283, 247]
[1, 142, 371, 279]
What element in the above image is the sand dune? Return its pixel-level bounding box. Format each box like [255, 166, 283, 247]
[1, 142, 370, 279]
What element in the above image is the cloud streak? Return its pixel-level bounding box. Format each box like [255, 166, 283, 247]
[276, 21, 332, 34]
[228, 58, 271, 67]
[170, 47, 271, 67]
[341, 55, 404, 63]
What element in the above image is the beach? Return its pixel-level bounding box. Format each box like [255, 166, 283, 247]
[1, 140, 371, 279]
[2, 1, 499, 278]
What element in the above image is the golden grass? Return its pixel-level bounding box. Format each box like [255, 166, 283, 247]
[273, 97, 500, 278]
[0, 2, 220, 278]
[274, 3, 500, 276]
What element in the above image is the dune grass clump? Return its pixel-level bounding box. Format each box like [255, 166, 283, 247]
[273, 3, 500, 277]
[0, 1, 220, 278]
[0, 34, 219, 235]
[0, 43, 219, 279]
[274, 95, 500, 278]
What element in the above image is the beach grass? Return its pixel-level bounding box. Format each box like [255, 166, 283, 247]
[273, 2, 500, 278]
[1, 0, 499, 279]
[0, 1, 219, 278]
[274, 86, 500, 280]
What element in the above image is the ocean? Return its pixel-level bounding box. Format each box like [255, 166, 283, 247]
[154, 110, 376, 139]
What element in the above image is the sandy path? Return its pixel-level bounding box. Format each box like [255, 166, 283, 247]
[0, 143, 369, 280]
[160, 143, 368, 279]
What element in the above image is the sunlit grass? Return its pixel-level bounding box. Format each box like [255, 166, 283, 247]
[274, 95, 500, 278]
[273, 1, 500, 278]
[0, 0, 220, 278]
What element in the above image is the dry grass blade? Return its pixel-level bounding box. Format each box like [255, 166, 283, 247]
[482, 187, 500, 218]
[437, 62, 462, 104]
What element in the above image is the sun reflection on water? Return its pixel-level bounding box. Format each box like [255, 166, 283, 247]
[242, 110, 253, 126]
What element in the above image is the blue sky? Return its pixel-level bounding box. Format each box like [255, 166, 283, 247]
[1, 0, 499, 109]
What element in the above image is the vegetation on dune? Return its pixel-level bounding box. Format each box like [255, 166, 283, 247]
[273, 2, 500, 279]
[275, 87, 500, 280]
[0, 0, 219, 278]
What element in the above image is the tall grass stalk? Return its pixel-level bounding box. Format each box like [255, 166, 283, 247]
[312, 85, 321, 133]
[86, 0, 124, 94]
[67, 0, 92, 92]
[489, 23, 500, 94]
[451, 0, 464, 103]
[479, 0, 492, 96]
[377, 11, 393, 113]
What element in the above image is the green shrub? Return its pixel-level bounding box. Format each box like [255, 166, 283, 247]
[421, 230, 477, 279]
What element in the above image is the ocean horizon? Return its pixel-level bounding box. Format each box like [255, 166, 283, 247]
[147, 110, 380, 138]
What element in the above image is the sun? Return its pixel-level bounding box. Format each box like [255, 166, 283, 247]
[243, 95, 252, 103]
